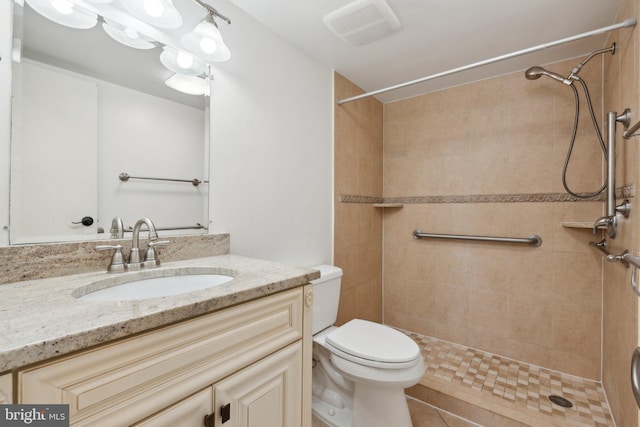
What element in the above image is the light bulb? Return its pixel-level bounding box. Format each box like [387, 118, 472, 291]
[143, 0, 164, 18]
[51, 0, 74, 14]
[124, 28, 139, 39]
[176, 51, 194, 69]
[199, 37, 217, 54]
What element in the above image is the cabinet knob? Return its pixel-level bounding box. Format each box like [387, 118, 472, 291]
[203, 413, 215, 427]
[72, 216, 94, 226]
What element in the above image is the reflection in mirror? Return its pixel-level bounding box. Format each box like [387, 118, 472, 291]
[9, 0, 222, 244]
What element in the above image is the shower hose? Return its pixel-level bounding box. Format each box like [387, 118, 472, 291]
[562, 77, 607, 199]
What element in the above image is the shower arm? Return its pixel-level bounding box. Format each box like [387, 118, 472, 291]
[567, 43, 616, 81]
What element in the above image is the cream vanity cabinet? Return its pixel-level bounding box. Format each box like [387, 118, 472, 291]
[0, 373, 12, 403]
[17, 287, 312, 427]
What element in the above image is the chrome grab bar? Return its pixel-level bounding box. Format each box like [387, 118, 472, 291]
[119, 172, 209, 187]
[123, 223, 208, 232]
[632, 348, 640, 409]
[623, 115, 640, 139]
[412, 230, 542, 247]
[605, 250, 640, 297]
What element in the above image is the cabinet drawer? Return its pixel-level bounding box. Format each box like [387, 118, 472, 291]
[18, 288, 303, 426]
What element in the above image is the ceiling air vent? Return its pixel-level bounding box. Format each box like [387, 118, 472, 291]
[323, 0, 401, 46]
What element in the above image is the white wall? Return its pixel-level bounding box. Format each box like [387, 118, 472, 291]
[208, 1, 333, 267]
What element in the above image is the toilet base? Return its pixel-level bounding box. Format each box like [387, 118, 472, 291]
[312, 396, 352, 427]
[351, 383, 413, 427]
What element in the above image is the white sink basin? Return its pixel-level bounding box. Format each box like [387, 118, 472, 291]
[77, 273, 234, 301]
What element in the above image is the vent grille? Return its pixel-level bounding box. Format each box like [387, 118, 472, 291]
[323, 0, 401, 46]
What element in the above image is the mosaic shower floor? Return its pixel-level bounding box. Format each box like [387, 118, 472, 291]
[405, 331, 615, 427]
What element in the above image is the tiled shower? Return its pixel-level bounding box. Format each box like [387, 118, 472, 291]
[333, 0, 640, 424]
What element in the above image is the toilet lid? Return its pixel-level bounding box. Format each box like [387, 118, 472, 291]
[325, 319, 420, 364]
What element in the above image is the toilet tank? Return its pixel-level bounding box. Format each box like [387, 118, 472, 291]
[310, 265, 343, 335]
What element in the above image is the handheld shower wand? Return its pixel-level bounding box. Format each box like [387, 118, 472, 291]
[524, 43, 616, 85]
[524, 66, 572, 85]
[523, 43, 616, 199]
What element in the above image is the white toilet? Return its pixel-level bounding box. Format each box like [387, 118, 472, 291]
[311, 265, 425, 427]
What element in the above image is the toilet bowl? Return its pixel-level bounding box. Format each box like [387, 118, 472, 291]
[310, 265, 425, 427]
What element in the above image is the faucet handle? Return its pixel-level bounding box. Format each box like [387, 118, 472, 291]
[95, 245, 127, 273]
[143, 240, 170, 268]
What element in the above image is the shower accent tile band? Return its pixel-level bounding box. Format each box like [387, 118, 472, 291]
[340, 184, 635, 205]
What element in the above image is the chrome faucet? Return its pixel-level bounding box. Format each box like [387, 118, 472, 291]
[97, 218, 169, 273]
[110, 216, 124, 239]
[593, 215, 617, 238]
[129, 218, 159, 269]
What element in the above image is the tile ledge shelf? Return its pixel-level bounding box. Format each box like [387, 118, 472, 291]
[372, 203, 403, 208]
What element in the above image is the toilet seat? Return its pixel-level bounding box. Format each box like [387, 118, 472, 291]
[325, 319, 421, 369]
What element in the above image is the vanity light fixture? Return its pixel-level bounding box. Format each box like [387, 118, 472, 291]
[22, 0, 231, 96]
[160, 45, 207, 76]
[123, 0, 183, 29]
[181, 0, 231, 62]
[102, 18, 156, 49]
[25, 0, 98, 29]
[165, 73, 209, 95]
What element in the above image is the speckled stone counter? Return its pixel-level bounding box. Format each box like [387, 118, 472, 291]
[0, 234, 230, 285]
[0, 255, 320, 372]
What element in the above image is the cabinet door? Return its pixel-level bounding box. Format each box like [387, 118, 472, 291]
[214, 342, 302, 427]
[132, 388, 212, 427]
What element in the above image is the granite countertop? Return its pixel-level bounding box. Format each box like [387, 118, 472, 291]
[0, 255, 320, 372]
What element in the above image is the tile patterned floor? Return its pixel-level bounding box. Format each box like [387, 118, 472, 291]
[406, 331, 615, 427]
[312, 398, 480, 427]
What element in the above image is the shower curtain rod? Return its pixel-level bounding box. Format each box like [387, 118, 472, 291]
[337, 18, 637, 105]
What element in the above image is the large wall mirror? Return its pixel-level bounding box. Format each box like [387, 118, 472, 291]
[10, 0, 211, 245]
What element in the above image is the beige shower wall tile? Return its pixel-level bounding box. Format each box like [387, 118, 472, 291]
[435, 284, 469, 329]
[434, 321, 469, 345]
[468, 289, 509, 339]
[505, 339, 553, 370]
[384, 155, 439, 196]
[551, 349, 600, 380]
[508, 292, 553, 348]
[552, 250, 602, 309]
[383, 272, 409, 312]
[505, 249, 554, 297]
[508, 140, 555, 194]
[334, 72, 383, 324]
[552, 298, 601, 357]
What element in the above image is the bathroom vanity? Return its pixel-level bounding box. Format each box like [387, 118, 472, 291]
[0, 255, 319, 427]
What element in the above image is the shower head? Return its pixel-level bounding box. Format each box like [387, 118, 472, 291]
[524, 66, 571, 85]
[525, 43, 616, 86]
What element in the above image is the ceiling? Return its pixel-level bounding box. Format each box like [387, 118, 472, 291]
[16, 0, 628, 106]
[227, 0, 627, 103]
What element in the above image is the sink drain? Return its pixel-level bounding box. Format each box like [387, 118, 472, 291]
[548, 395, 573, 408]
